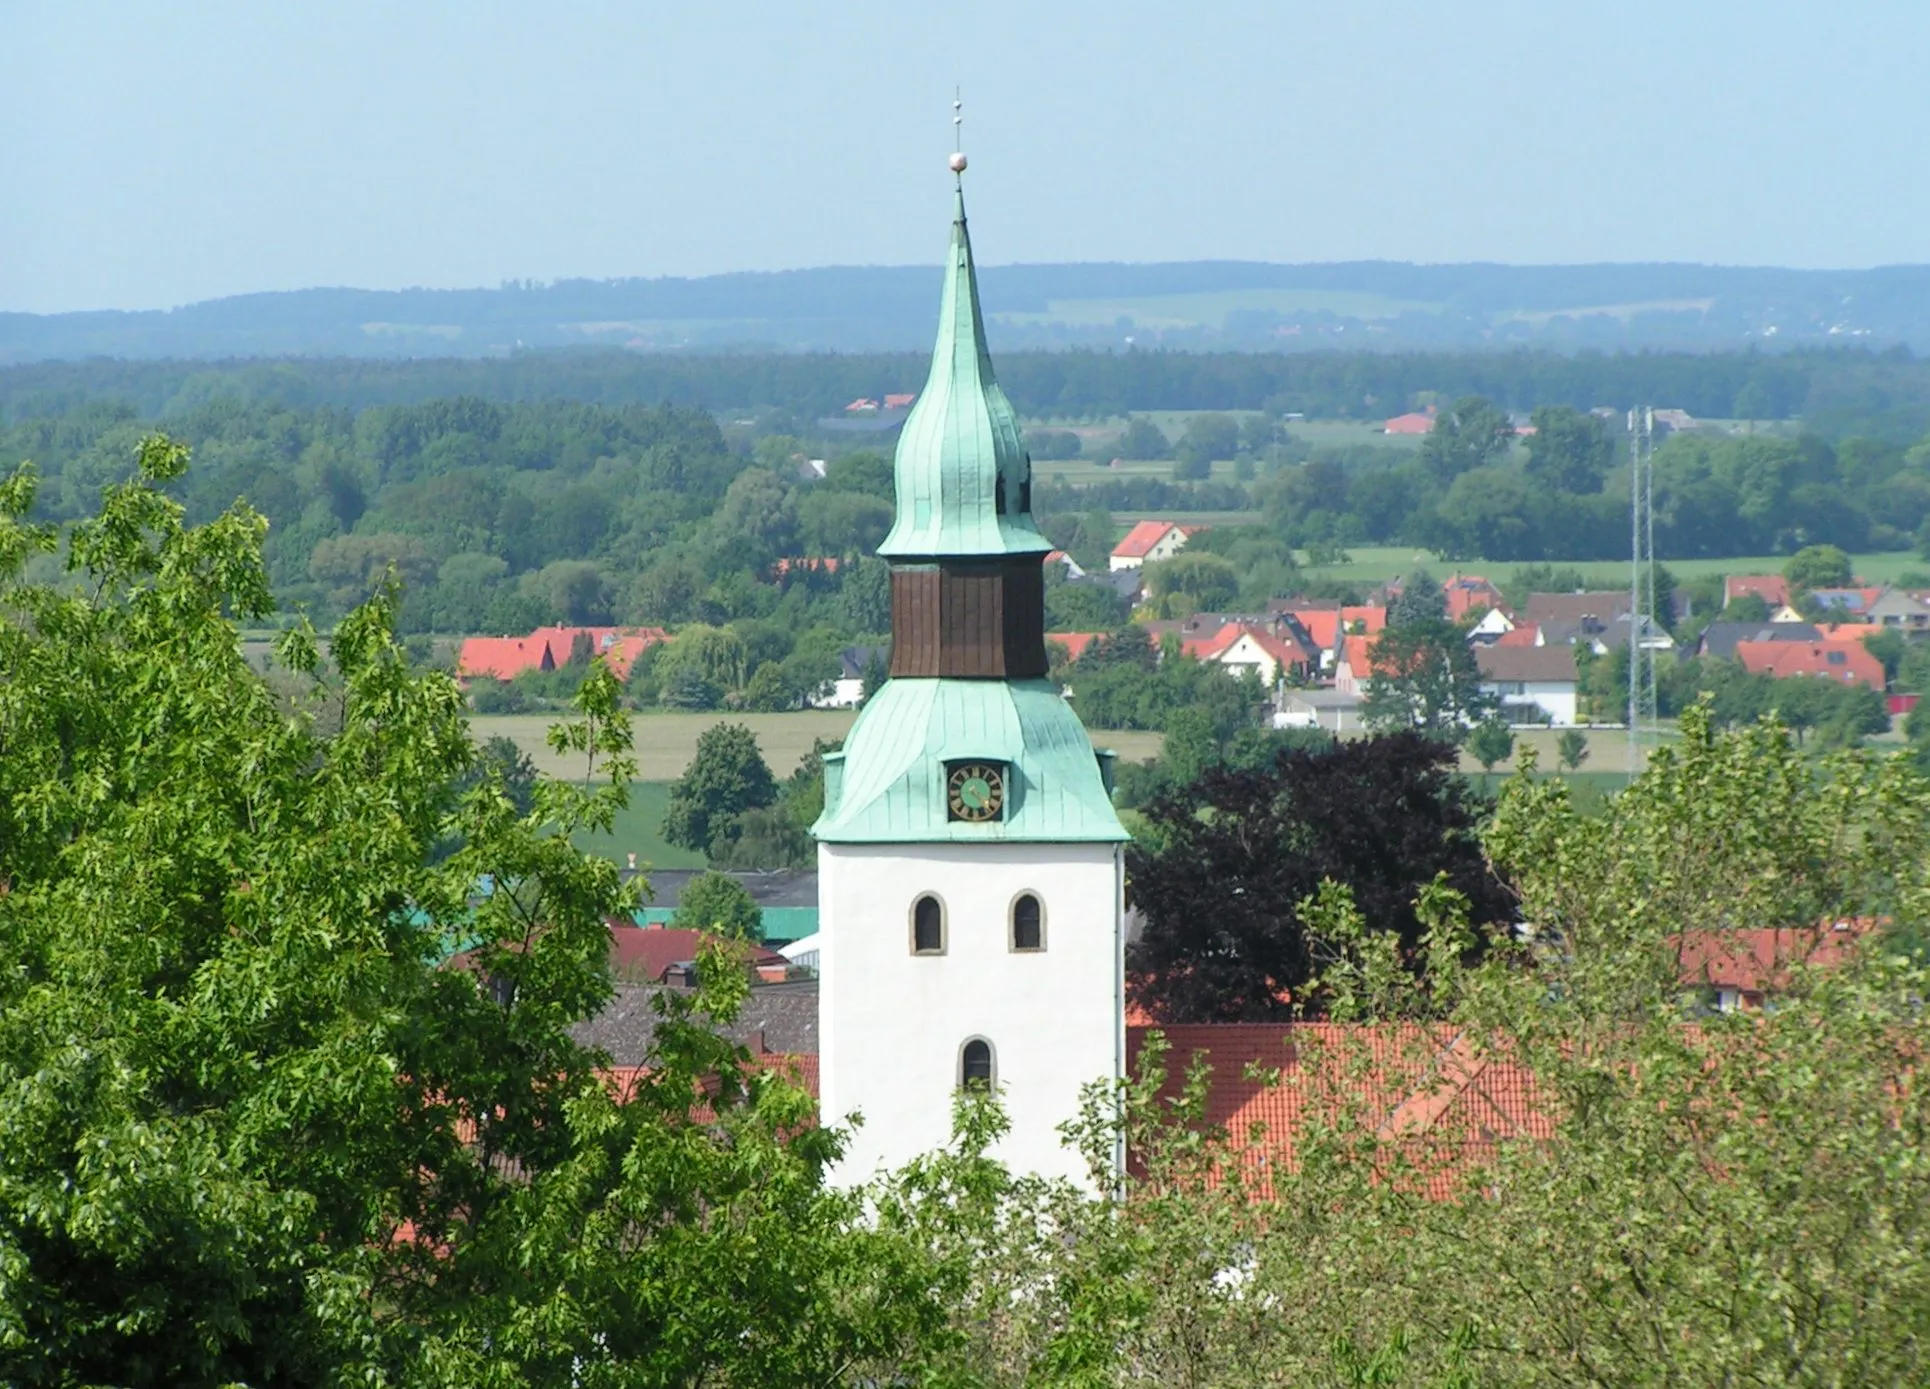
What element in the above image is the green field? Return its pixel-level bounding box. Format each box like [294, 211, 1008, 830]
[570, 781, 705, 873]
[472, 711, 1164, 785]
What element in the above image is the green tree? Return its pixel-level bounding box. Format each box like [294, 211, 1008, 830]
[1360, 620, 1495, 739]
[1115, 415, 1171, 461]
[1555, 727, 1589, 770]
[671, 870, 766, 941]
[1783, 542, 1854, 592]
[0, 438, 916, 1385]
[662, 721, 779, 857]
[1418, 395, 1514, 484]
[1524, 404, 1615, 493]
[1386, 565, 1444, 626]
[1864, 626, 1906, 684]
[1466, 717, 1514, 772]
[1144, 552, 1240, 614]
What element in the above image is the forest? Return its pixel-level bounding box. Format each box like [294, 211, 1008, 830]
[9, 350, 1930, 654]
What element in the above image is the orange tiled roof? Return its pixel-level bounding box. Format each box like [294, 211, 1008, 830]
[1128, 1023, 1551, 1200]
[1047, 632, 1106, 664]
[1734, 639, 1884, 688]
[457, 626, 668, 682]
[1112, 520, 1179, 559]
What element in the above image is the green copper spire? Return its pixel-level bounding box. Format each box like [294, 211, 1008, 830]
[876, 182, 1052, 559]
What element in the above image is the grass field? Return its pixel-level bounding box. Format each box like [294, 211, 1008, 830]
[540, 730, 1651, 870]
[471, 711, 1164, 783]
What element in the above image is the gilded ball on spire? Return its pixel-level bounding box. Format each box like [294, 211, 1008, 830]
[949, 151, 968, 174]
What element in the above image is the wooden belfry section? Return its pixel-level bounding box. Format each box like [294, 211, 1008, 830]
[889, 558, 1047, 679]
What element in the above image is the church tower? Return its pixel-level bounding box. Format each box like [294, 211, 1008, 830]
[814, 156, 1129, 1186]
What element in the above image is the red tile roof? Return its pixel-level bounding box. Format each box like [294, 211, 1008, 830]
[1383, 411, 1437, 436]
[770, 556, 843, 577]
[1046, 632, 1105, 664]
[883, 393, 915, 409]
[1674, 921, 1874, 1000]
[1128, 1024, 1550, 1200]
[1443, 574, 1508, 622]
[457, 626, 668, 682]
[1111, 519, 1181, 559]
[1283, 604, 1386, 652]
[1493, 623, 1540, 647]
[606, 923, 788, 984]
[1734, 639, 1884, 688]
[1725, 575, 1789, 608]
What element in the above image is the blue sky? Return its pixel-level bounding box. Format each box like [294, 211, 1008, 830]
[2, 0, 1924, 313]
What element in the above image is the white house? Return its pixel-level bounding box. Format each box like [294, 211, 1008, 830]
[809, 646, 884, 710]
[1109, 519, 1197, 571]
[1476, 645, 1580, 726]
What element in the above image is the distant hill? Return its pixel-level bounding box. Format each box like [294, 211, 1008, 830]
[5, 261, 1930, 363]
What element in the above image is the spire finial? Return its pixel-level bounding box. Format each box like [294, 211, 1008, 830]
[949, 89, 967, 177]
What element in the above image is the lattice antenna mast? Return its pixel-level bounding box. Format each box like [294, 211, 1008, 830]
[1626, 406, 1657, 774]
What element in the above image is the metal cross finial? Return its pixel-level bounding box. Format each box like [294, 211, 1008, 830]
[949, 89, 967, 176]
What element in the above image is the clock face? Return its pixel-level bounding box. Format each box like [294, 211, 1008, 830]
[947, 762, 1006, 822]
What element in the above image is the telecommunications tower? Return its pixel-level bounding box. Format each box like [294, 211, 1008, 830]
[1627, 406, 1657, 773]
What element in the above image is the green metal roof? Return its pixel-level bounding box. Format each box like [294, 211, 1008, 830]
[876, 184, 1053, 560]
[812, 678, 1128, 844]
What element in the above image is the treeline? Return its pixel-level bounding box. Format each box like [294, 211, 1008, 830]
[1259, 400, 1930, 559]
[10, 343, 1930, 437]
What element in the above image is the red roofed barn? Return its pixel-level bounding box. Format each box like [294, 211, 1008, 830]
[458, 625, 668, 683]
[1109, 520, 1201, 571]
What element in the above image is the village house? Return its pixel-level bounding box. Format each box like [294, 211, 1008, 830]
[1475, 644, 1580, 726]
[1734, 639, 1885, 689]
[457, 625, 668, 683]
[1866, 587, 1930, 631]
[1694, 620, 1822, 661]
[807, 645, 886, 709]
[1181, 621, 1313, 692]
[1108, 519, 1202, 571]
[1724, 574, 1789, 610]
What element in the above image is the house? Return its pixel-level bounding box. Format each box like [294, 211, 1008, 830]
[1047, 632, 1106, 666]
[1807, 587, 1886, 620]
[1694, 621, 1821, 662]
[1125, 1024, 1549, 1201]
[883, 393, 916, 411]
[1734, 640, 1884, 689]
[1273, 603, 1388, 674]
[771, 556, 843, 580]
[1182, 622, 1313, 690]
[607, 922, 791, 986]
[1383, 407, 1438, 436]
[1443, 573, 1509, 624]
[1465, 607, 1516, 643]
[457, 625, 668, 683]
[1109, 520, 1202, 571]
[1044, 549, 1088, 580]
[843, 398, 879, 414]
[1676, 919, 1874, 1012]
[1523, 591, 1632, 629]
[1273, 688, 1365, 732]
[1475, 644, 1580, 726]
[808, 645, 886, 709]
[1332, 634, 1380, 696]
[1866, 587, 1930, 631]
[1724, 575, 1789, 609]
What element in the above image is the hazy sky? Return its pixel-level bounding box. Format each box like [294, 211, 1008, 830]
[3, 0, 1926, 313]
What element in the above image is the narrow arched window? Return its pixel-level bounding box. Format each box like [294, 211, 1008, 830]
[961, 1038, 995, 1089]
[911, 894, 944, 955]
[1011, 892, 1043, 952]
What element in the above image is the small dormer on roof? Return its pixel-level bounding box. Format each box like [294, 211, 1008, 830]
[876, 183, 1050, 561]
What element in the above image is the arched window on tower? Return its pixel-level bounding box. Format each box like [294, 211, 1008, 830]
[1011, 892, 1043, 952]
[911, 894, 945, 955]
[960, 1038, 995, 1089]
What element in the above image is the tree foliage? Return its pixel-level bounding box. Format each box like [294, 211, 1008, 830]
[0, 437, 924, 1385]
[1126, 732, 1510, 1021]
[662, 720, 780, 857]
[671, 870, 765, 942]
